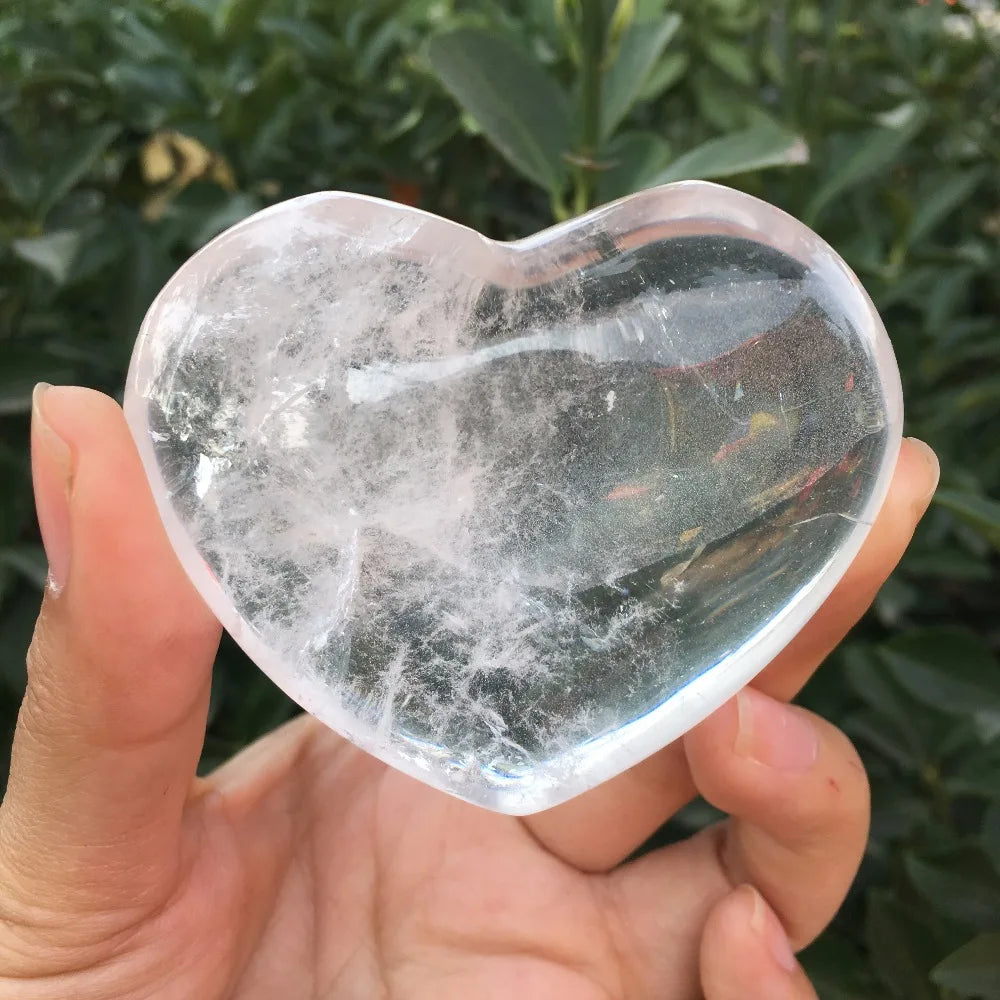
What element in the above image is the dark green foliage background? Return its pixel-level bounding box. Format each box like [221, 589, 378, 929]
[1, 0, 999, 995]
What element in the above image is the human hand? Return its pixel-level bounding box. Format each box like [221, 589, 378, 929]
[0, 385, 938, 999]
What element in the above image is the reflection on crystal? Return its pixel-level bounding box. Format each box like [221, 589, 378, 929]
[125, 182, 901, 813]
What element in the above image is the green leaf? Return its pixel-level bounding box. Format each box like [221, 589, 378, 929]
[906, 168, 985, 248]
[879, 627, 1000, 717]
[103, 62, 197, 112]
[0, 445, 30, 549]
[902, 546, 992, 581]
[947, 741, 1000, 799]
[258, 15, 337, 57]
[647, 122, 808, 185]
[805, 106, 928, 224]
[906, 852, 1000, 931]
[0, 546, 47, 590]
[870, 782, 931, 843]
[427, 28, 571, 193]
[356, 19, 403, 81]
[843, 644, 923, 744]
[637, 50, 688, 101]
[108, 8, 174, 60]
[0, 342, 79, 416]
[932, 934, 1000, 998]
[801, 931, 882, 999]
[189, 192, 263, 248]
[865, 891, 942, 1000]
[690, 67, 749, 132]
[112, 219, 175, 353]
[845, 712, 921, 773]
[935, 490, 1000, 550]
[0, 131, 39, 209]
[36, 124, 120, 219]
[0, 588, 38, 699]
[216, 0, 271, 39]
[596, 131, 672, 202]
[840, 646, 950, 773]
[701, 34, 755, 86]
[601, 14, 681, 139]
[11, 230, 83, 286]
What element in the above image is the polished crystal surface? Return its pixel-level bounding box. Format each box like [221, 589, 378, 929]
[125, 181, 902, 813]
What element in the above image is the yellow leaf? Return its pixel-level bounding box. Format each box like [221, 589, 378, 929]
[211, 157, 237, 192]
[139, 131, 238, 218]
[140, 132, 175, 184]
[168, 132, 213, 183]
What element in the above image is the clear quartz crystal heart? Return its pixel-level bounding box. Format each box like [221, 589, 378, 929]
[125, 181, 901, 814]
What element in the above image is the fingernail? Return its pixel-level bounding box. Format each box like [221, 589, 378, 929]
[31, 383, 74, 595]
[748, 886, 799, 974]
[904, 437, 940, 507]
[735, 688, 819, 772]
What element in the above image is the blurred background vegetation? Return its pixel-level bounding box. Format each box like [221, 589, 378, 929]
[1, 0, 999, 995]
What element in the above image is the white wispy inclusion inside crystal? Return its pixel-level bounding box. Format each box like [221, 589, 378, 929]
[127, 188, 897, 812]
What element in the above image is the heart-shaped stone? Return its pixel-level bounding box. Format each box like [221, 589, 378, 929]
[125, 181, 901, 814]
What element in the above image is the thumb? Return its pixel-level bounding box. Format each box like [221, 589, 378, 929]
[0, 385, 220, 919]
[701, 886, 819, 1000]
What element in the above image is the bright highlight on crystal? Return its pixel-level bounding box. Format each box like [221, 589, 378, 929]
[125, 181, 902, 813]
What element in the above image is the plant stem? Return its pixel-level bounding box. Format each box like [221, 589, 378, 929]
[575, 0, 606, 213]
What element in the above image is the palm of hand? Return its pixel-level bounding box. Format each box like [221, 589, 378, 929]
[150, 718, 701, 1000]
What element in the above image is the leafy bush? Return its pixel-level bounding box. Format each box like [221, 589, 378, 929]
[1, 0, 999, 995]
